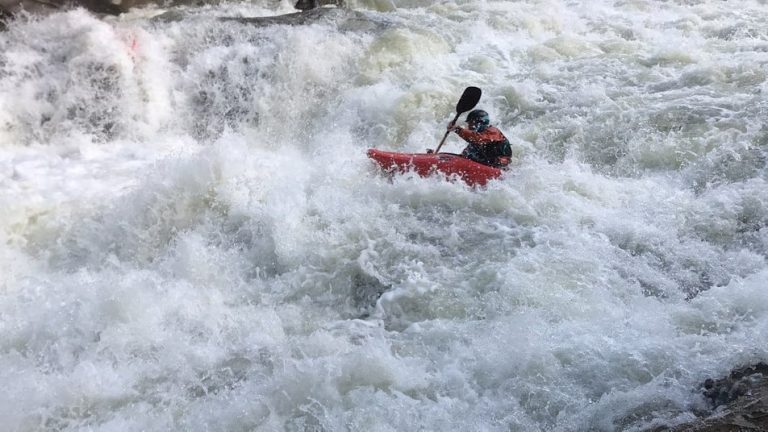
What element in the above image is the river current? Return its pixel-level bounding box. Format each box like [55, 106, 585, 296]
[1, 1, 767, 430]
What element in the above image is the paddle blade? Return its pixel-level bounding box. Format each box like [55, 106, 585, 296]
[456, 86, 482, 114]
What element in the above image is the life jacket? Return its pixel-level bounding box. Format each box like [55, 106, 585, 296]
[455, 125, 512, 168]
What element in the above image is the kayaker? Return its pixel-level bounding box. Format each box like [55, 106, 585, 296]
[429, 109, 512, 168]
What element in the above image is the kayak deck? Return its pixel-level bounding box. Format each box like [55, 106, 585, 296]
[367, 148, 502, 186]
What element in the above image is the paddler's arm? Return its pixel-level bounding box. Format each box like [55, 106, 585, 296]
[453, 127, 487, 144]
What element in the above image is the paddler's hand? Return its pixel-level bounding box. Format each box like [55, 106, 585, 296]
[447, 121, 458, 132]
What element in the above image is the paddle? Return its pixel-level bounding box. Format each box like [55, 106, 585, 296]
[433, 86, 482, 154]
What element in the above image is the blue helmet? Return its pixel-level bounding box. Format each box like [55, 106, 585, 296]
[466, 109, 490, 132]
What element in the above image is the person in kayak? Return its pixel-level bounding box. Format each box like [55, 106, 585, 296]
[429, 109, 512, 168]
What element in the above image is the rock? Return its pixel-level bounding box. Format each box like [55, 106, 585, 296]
[1, 0, 221, 21]
[1, 0, 346, 21]
[1, 0, 63, 17]
[670, 363, 768, 431]
[294, 0, 345, 11]
[220, 7, 390, 34]
[2, 0, 387, 32]
[0, 0, 145, 17]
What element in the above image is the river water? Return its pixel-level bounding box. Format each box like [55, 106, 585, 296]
[1, 1, 767, 430]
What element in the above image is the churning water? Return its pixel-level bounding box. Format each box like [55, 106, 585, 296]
[1, 0, 768, 430]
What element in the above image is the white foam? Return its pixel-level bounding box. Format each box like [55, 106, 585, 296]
[2, 1, 768, 430]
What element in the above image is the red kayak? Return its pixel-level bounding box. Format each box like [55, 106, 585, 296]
[367, 149, 503, 186]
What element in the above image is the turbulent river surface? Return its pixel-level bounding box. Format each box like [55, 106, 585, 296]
[2, 0, 768, 430]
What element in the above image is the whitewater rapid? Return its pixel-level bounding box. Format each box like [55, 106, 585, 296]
[1, 1, 768, 430]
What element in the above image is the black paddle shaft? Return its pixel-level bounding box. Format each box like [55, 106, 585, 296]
[434, 86, 482, 154]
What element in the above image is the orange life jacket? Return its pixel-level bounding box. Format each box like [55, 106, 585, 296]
[455, 126, 511, 167]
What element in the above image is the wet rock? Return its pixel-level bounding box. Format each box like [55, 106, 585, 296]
[294, 0, 345, 11]
[150, 9, 186, 23]
[0, 0, 141, 17]
[670, 363, 768, 431]
[1, 0, 385, 32]
[702, 378, 747, 409]
[220, 7, 390, 34]
[1, 0, 345, 21]
[1, 0, 216, 20]
[1, 0, 61, 18]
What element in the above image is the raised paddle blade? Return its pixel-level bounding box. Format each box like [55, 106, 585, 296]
[456, 86, 482, 114]
[434, 86, 483, 154]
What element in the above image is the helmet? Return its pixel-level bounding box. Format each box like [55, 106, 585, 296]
[466, 109, 490, 131]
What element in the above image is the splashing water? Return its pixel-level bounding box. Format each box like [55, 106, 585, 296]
[1, 1, 768, 430]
